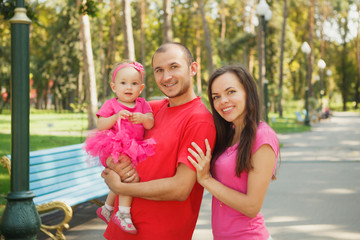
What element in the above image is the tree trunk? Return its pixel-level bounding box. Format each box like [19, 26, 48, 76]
[140, 0, 147, 98]
[278, 0, 288, 117]
[195, 6, 202, 96]
[341, 35, 348, 111]
[355, 3, 360, 109]
[248, 0, 256, 74]
[77, 0, 84, 108]
[163, 0, 173, 43]
[258, 16, 265, 119]
[98, 0, 106, 100]
[122, 0, 135, 60]
[198, 0, 214, 75]
[308, 0, 315, 97]
[79, 0, 98, 130]
[104, 0, 116, 98]
[77, 68, 84, 107]
[219, 1, 226, 61]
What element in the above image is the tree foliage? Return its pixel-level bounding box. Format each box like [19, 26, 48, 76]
[1, 0, 359, 114]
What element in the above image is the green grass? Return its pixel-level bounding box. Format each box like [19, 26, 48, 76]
[0, 167, 10, 216]
[268, 112, 311, 134]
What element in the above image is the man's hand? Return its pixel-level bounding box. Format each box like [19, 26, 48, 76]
[106, 155, 139, 183]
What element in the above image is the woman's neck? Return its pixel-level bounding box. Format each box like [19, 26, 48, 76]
[231, 121, 245, 146]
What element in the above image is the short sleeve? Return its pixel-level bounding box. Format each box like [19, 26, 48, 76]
[96, 99, 114, 118]
[177, 118, 216, 171]
[137, 98, 152, 114]
[252, 123, 279, 158]
[149, 99, 168, 116]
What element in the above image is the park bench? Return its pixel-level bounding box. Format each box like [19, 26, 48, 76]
[0, 143, 108, 240]
[295, 111, 304, 123]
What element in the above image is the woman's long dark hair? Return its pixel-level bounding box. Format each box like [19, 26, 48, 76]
[208, 65, 260, 177]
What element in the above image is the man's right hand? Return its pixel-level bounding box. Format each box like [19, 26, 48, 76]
[106, 155, 139, 183]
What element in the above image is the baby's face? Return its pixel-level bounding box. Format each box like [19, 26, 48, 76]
[111, 67, 144, 104]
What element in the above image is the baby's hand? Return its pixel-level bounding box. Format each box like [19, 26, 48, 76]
[128, 112, 144, 125]
[117, 110, 132, 120]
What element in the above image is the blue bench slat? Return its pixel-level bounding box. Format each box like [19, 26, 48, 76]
[33, 178, 106, 202]
[32, 173, 104, 197]
[29, 155, 99, 176]
[29, 144, 84, 158]
[8, 143, 108, 208]
[30, 149, 86, 165]
[33, 180, 108, 206]
[30, 166, 103, 190]
[30, 156, 88, 173]
[30, 162, 99, 182]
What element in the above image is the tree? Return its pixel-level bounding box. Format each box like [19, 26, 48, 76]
[122, 0, 135, 60]
[140, 0, 147, 98]
[198, 0, 214, 75]
[103, 0, 116, 100]
[78, 0, 98, 129]
[308, 0, 315, 97]
[355, 2, 360, 109]
[278, 0, 288, 117]
[257, 9, 265, 119]
[163, 0, 173, 43]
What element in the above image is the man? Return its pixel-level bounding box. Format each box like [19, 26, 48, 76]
[102, 42, 216, 240]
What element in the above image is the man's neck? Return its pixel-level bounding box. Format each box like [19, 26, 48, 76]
[168, 91, 197, 107]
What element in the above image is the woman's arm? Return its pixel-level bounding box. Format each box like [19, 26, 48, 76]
[188, 140, 275, 218]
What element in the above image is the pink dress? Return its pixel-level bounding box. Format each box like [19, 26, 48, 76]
[84, 97, 155, 167]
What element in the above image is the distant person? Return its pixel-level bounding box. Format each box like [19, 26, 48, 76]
[101, 42, 216, 239]
[188, 65, 279, 240]
[84, 60, 155, 234]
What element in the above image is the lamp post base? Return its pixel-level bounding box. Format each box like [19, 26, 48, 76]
[0, 191, 41, 240]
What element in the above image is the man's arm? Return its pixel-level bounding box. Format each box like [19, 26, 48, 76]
[102, 163, 196, 201]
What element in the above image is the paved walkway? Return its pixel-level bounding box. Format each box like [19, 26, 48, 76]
[263, 111, 360, 240]
[38, 111, 360, 240]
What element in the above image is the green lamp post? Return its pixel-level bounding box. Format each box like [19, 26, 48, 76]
[0, 3, 41, 239]
[301, 41, 311, 126]
[256, 0, 272, 123]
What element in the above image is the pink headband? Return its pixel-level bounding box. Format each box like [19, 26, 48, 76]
[112, 62, 144, 83]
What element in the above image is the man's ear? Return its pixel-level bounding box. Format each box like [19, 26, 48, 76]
[190, 62, 198, 77]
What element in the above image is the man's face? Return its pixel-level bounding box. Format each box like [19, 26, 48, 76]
[152, 46, 195, 99]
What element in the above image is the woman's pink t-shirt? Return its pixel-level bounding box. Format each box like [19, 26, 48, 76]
[211, 122, 279, 240]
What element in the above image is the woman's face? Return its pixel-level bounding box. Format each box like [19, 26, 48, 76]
[211, 72, 247, 126]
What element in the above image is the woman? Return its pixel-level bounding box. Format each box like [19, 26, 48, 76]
[188, 65, 279, 240]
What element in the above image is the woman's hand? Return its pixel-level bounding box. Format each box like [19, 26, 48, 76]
[187, 139, 213, 186]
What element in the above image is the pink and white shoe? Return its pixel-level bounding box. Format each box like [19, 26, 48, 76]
[96, 206, 112, 224]
[111, 210, 137, 234]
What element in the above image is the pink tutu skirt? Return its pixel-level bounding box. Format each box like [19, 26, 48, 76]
[84, 128, 155, 167]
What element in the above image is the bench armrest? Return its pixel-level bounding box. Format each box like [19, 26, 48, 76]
[36, 201, 73, 240]
[0, 156, 11, 175]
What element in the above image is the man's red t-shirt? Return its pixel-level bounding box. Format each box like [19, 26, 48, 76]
[103, 97, 216, 240]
